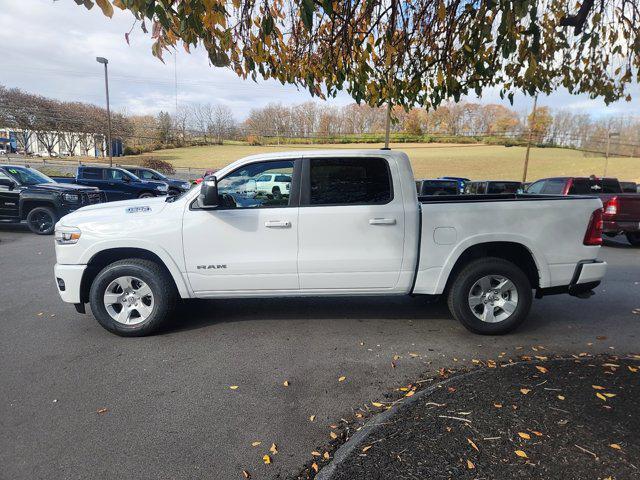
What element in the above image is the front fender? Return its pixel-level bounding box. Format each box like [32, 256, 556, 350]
[78, 239, 192, 299]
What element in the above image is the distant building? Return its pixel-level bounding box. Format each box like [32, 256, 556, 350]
[0, 127, 121, 158]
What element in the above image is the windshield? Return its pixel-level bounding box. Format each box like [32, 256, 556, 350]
[5, 166, 54, 185]
[138, 168, 166, 181]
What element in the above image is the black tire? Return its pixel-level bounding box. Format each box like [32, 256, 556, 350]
[447, 257, 532, 335]
[89, 258, 176, 337]
[26, 206, 57, 235]
[138, 191, 155, 198]
[626, 232, 640, 247]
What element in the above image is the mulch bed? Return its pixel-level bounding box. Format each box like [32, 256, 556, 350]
[303, 355, 640, 480]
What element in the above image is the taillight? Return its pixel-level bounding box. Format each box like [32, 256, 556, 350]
[583, 208, 603, 246]
[603, 196, 618, 217]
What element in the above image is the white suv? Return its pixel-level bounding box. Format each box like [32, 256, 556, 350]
[255, 173, 291, 197]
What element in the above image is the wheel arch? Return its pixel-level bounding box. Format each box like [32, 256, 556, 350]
[441, 241, 542, 294]
[20, 199, 57, 220]
[79, 247, 190, 303]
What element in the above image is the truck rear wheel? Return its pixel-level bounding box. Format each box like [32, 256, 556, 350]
[447, 257, 532, 335]
[626, 232, 640, 247]
[89, 258, 176, 337]
[26, 206, 57, 235]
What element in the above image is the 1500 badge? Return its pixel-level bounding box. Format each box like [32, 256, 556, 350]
[197, 264, 227, 269]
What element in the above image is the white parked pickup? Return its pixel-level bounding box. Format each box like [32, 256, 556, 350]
[53, 150, 607, 336]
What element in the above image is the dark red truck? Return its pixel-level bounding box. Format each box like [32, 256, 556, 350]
[525, 176, 640, 246]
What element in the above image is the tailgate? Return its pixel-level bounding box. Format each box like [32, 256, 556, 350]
[616, 195, 640, 222]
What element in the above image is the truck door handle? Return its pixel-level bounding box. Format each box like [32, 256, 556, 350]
[265, 220, 291, 228]
[369, 218, 396, 225]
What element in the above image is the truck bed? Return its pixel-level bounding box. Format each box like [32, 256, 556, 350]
[413, 193, 603, 295]
[418, 193, 590, 203]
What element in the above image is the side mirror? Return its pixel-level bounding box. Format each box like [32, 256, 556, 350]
[198, 175, 219, 208]
[0, 178, 15, 190]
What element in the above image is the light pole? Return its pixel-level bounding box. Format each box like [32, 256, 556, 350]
[603, 131, 619, 177]
[96, 56, 113, 167]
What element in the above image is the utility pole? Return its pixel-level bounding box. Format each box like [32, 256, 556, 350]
[604, 131, 620, 177]
[522, 94, 538, 183]
[96, 57, 113, 166]
[383, 102, 392, 149]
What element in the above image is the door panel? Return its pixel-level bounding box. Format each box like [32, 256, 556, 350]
[297, 156, 405, 290]
[183, 158, 300, 293]
[0, 170, 20, 220]
[183, 207, 299, 292]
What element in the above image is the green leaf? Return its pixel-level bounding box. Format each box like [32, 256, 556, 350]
[301, 0, 314, 30]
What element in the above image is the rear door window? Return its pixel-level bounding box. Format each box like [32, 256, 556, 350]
[541, 179, 566, 194]
[308, 157, 392, 206]
[568, 179, 591, 194]
[81, 168, 103, 180]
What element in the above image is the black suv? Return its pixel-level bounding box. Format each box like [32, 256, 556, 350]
[124, 166, 192, 196]
[0, 165, 105, 235]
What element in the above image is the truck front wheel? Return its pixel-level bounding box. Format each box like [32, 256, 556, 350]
[89, 258, 176, 336]
[447, 257, 532, 335]
[26, 206, 57, 235]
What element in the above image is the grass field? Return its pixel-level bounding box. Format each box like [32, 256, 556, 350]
[116, 143, 640, 181]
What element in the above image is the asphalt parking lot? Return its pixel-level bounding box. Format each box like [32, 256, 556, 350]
[1, 227, 639, 480]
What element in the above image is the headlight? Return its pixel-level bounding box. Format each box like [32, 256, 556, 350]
[62, 193, 80, 203]
[157, 184, 168, 191]
[55, 226, 81, 245]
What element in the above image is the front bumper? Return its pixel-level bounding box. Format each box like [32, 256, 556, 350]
[54, 263, 86, 304]
[537, 260, 607, 298]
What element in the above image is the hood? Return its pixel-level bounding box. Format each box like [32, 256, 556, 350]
[26, 182, 98, 193]
[59, 196, 169, 228]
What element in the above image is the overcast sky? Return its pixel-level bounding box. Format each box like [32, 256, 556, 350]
[0, 0, 637, 120]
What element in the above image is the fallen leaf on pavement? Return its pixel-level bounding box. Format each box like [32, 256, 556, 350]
[311, 462, 318, 473]
[311, 451, 321, 456]
[330, 431, 337, 439]
[596, 392, 607, 401]
[467, 438, 479, 451]
[536, 366, 548, 374]
[515, 450, 528, 459]
[629, 366, 638, 373]
[372, 402, 384, 407]
[362, 445, 372, 453]
[283, 380, 290, 387]
[592, 385, 605, 390]
[251, 441, 261, 447]
[323, 452, 330, 460]
[242, 470, 251, 479]
[609, 444, 622, 450]
[557, 395, 565, 400]
[520, 388, 531, 395]
[262, 455, 271, 465]
[338, 376, 346, 382]
[229, 385, 239, 390]
[270, 443, 278, 454]
[531, 430, 543, 436]
[518, 432, 531, 440]
[467, 459, 475, 469]
[405, 390, 415, 397]
[494, 403, 503, 408]
[604, 393, 616, 398]
[309, 415, 316, 422]
[96, 408, 108, 414]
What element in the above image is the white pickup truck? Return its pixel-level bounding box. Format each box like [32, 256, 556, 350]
[53, 150, 607, 336]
